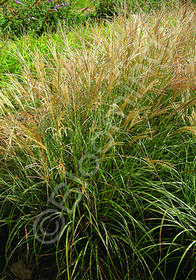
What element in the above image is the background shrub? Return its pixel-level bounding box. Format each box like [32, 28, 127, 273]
[94, 0, 118, 19]
[1, 0, 196, 39]
[0, 0, 73, 37]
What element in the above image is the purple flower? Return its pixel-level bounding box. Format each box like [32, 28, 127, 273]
[14, 0, 23, 4]
[54, 5, 57, 10]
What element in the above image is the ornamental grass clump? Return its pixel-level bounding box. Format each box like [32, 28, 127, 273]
[0, 0, 72, 37]
[0, 1, 196, 279]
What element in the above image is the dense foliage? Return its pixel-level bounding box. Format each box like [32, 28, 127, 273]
[0, 0, 73, 36]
